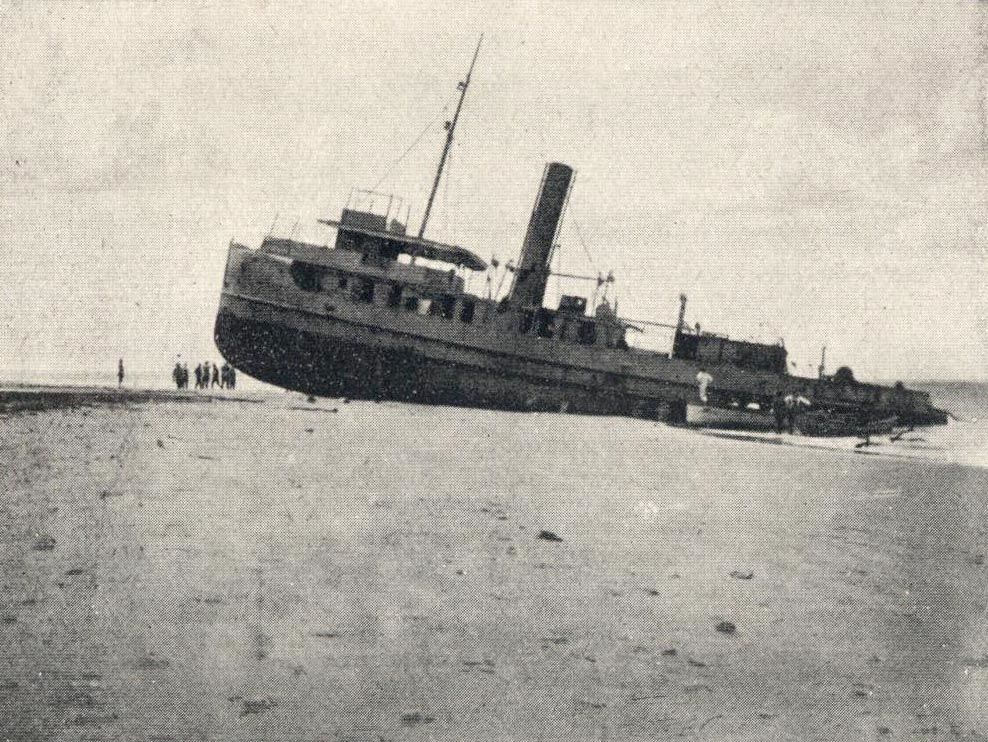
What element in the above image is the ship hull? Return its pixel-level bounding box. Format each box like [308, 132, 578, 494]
[214, 306, 664, 418]
[214, 242, 948, 429]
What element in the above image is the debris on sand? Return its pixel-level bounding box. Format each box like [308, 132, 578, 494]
[307, 396, 317, 403]
[400, 711, 436, 726]
[661, 648, 677, 657]
[305, 428, 314, 434]
[537, 530, 563, 542]
[730, 570, 755, 580]
[240, 697, 278, 716]
[32, 533, 56, 551]
[715, 620, 737, 635]
[641, 588, 660, 596]
[156, 439, 164, 448]
[136, 656, 171, 670]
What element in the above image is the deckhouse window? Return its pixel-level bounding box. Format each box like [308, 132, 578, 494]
[460, 299, 475, 324]
[577, 321, 597, 346]
[354, 278, 375, 303]
[403, 295, 420, 313]
[386, 283, 403, 308]
[290, 262, 322, 292]
[433, 295, 456, 320]
[535, 309, 555, 339]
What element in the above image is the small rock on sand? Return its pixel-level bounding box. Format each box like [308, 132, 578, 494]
[537, 530, 563, 542]
[240, 697, 277, 716]
[136, 656, 171, 670]
[715, 620, 737, 635]
[32, 534, 56, 551]
[730, 570, 755, 580]
[400, 712, 436, 726]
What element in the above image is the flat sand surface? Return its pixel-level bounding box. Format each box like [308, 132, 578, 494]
[2, 390, 988, 741]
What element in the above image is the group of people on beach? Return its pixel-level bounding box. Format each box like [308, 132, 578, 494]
[773, 390, 811, 434]
[696, 367, 810, 434]
[172, 361, 236, 391]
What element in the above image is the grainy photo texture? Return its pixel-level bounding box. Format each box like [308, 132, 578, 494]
[1, 2, 986, 740]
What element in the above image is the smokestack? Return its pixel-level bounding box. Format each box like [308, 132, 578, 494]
[508, 162, 574, 307]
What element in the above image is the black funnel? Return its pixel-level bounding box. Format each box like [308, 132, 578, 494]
[508, 162, 574, 308]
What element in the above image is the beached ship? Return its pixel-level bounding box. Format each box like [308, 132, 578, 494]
[214, 44, 947, 432]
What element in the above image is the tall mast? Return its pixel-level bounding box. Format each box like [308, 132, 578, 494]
[418, 35, 483, 239]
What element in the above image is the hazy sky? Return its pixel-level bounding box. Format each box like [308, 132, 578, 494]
[1, 0, 985, 384]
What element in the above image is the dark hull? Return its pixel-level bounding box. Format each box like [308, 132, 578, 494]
[214, 309, 665, 418]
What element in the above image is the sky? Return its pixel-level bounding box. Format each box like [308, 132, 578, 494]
[1, 0, 985, 385]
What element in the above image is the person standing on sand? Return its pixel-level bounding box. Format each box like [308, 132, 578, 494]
[182, 364, 189, 389]
[773, 391, 786, 434]
[783, 393, 810, 434]
[228, 366, 236, 390]
[202, 362, 210, 390]
[117, 359, 125, 388]
[211, 363, 220, 388]
[172, 362, 182, 390]
[695, 367, 713, 405]
[194, 364, 203, 390]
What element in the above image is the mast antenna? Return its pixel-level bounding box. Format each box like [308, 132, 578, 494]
[418, 34, 483, 239]
[676, 294, 688, 334]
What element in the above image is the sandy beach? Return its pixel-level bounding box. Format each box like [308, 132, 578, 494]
[2, 389, 988, 741]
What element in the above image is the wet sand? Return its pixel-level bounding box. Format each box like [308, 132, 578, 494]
[2, 390, 988, 741]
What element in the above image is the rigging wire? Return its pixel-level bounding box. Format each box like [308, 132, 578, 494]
[370, 102, 451, 195]
[570, 213, 599, 275]
[554, 239, 562, 307]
